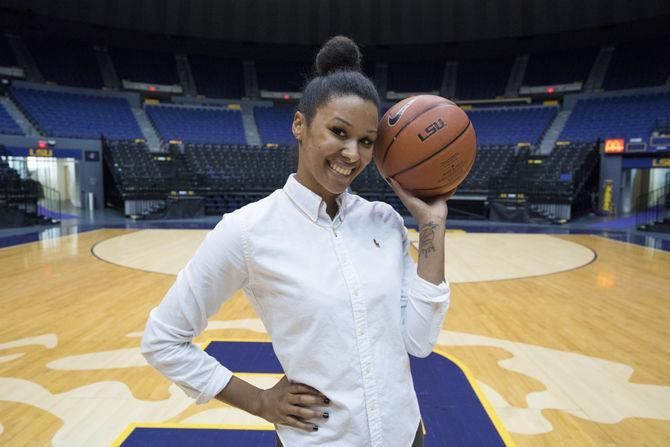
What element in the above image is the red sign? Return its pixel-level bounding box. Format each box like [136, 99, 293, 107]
[604, 139, 625, 154]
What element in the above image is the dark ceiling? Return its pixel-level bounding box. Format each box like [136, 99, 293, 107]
[1, 0, 669, 46]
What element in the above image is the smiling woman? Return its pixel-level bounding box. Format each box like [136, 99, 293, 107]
[291, 36, 381, 218]
[141, 35, 453, 447]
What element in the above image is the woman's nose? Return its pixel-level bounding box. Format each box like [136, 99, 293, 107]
[341, 140, 360, 162]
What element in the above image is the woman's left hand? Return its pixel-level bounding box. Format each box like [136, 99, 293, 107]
[386, 177, 454, 224]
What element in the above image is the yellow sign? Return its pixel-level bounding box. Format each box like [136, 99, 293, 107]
[28, 148, 53, 157]
[652, 159, 670, 167]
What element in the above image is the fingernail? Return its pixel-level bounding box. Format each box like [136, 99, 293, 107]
[313, 425, 319, 431]
[322, 412, 329, 419]
[323, 397, 330, 404]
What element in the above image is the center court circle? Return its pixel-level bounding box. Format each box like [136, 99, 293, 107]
[92, 229, 595, 283]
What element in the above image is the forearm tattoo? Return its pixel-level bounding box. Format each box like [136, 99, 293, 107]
[419, 222, 438, 259]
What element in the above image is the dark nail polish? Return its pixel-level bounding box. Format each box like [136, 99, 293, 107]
[322, 412, 329, 419]
[313, 425, 319, 431]
[323, 397, 330, 404]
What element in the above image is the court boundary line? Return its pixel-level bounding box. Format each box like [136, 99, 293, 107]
[0, 227, 106, 251]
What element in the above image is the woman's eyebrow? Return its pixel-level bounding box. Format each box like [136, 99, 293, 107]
[333, 116, 352, 126]
[333, 116, 377, 134]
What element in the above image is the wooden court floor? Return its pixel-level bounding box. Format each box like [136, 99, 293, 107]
[0, 227, 669, 446]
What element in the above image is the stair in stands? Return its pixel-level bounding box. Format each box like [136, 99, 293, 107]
[442, 60, 458, 99]
[94, 45, 121, 90]
[242, 106, 262, 146]
[133, 107, 162, 151]
[584, 46, 615, 92]
[175, 54, 197, 96]
[538, 109, 573, 154]
[242, 60, 259, 98]
[0, 96, 39, 136]
[6, 33, 44, 82]
[504, 55, 528, 98]
[375, 63, 388, 99]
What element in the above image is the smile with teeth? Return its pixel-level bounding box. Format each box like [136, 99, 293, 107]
[329, 161, 354, 176]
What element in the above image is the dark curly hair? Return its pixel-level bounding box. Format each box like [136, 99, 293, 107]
[298, 36, 380, 124]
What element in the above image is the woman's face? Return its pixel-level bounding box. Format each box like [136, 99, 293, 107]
[293, 95, 379, 198]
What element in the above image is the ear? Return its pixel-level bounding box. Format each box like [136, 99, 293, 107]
[292, 111, 305, 142]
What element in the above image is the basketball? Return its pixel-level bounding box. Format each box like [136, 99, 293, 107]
[374, 95, 477, 197]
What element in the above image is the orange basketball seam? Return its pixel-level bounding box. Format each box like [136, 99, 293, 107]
[410, 141, 478, 191]
[380, 101, 453, 169]
[388, 120, 473, 179]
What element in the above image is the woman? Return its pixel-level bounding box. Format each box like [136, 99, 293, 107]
[141, 36, 451, 447]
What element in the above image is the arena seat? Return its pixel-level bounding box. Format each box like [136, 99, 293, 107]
[105, 140, 165, 194]
[256, 61, 312, 92]
[9, 87, 143, 140]
[0, 35, 18, 67]
[183, 143, 296, 213]
[560, 92, 670, 143]
[146, 105, 246, 144]
[524, 48, 598, 86]
[466, 106, 558, 146]
[26, 37, 102, 88]
[253, 105, 295, 145]
[458, 145, 516, 194]
[109, 47, 179, 86]
[387, 61, 444, 93]
[0, 157, 43, 227]
[604, 38, 670, 90]
[189, 55, 245, 99]
[0, 103, 23, 135]
[455, 57, 514, 100]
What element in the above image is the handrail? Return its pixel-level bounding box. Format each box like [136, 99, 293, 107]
[635, 180, 669, 228]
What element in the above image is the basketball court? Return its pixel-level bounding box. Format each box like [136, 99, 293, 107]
[1, 222, 669, 446]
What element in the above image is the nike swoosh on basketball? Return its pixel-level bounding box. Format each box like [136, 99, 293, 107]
[388, 97, 418, 126]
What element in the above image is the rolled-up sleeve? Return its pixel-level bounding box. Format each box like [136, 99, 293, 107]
[141, 210, 249, 404]
[399, 222, 450, 358]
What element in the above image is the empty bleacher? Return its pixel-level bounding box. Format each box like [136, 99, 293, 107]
[0, 102, 23, 135]
[524, 48, 597, 86]
[184, 143, 296, 190]
[110, 47, 179, 86]
[105, 140, 165, 194]
[560, 92, 670, 143]
[256, 61, 312, 92]
[0, 156, 44, 227]
[26, 37, 102, 89]
[253, 105, 295, 145]
[184, 143, 296, 214]
[459, 145, 516, 195]
[455, 57, 514, 100]
[387, 61, 444, 93]
[0, 35, 18, 67]
[146, 105, 246, 144]
[467, 106, 558, 146]
[9, 87, 143, 139]
[189, 55, 245, 99]
[603, 38, 670, 91]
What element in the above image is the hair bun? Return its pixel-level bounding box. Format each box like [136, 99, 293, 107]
[315, 35, 362, 76]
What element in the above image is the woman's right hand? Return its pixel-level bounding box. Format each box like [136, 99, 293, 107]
[257, 375, 330, 432]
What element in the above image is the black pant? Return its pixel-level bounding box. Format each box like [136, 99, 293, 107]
[275, 423, 424, 446]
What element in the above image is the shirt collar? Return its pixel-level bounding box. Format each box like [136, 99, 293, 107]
[283, 174, 347, 223]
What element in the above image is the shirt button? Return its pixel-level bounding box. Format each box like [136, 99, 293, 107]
[370, 404, 376, 411]
[353, 289, 359, 296]
[365, 367, 371, 374]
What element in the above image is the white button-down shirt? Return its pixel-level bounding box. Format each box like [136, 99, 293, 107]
[141, 174, 450, 447]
